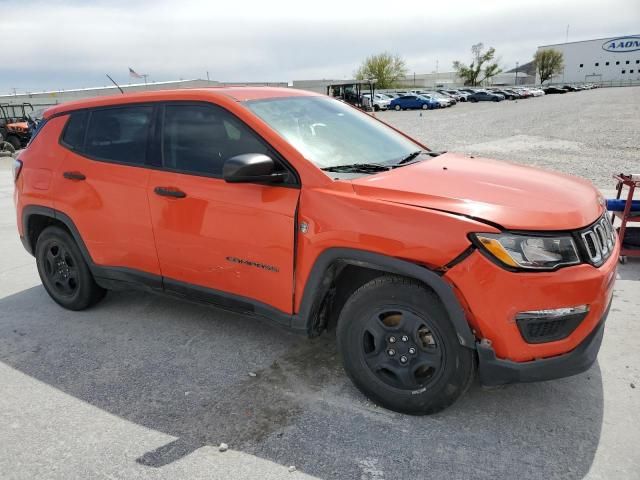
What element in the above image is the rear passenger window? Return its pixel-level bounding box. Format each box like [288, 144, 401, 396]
[162, 104, 269, 176]
[84, 106, 152, 165]
[62, 111, 88, 149]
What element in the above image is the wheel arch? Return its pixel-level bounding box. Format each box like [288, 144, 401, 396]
[22, 205, 94, 264]
[293, 248, 476, 348]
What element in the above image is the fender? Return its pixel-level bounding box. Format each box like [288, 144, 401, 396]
[292, 248, 476, 348]
[22, 205, 93, 260]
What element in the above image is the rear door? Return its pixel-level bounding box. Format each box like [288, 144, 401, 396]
[52, 105, 161, 278]
[146, 102, 300, 313]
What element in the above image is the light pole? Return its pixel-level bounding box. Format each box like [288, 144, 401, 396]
[515, 61, 519, 86]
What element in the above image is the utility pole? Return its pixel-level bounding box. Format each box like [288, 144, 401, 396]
[566, 24, 570, 43]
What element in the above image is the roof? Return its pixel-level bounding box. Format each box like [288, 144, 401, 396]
[0, 79, 204, 99]
[43, 87, 319, 119]
[538, 34, 640, 48]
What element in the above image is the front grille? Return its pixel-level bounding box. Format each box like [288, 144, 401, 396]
[516, 311, 587, 344]
[578, 215, 616, 267]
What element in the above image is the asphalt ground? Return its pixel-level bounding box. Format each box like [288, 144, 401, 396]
[1, 87, 639, 479]
[378, 86, 640, 189]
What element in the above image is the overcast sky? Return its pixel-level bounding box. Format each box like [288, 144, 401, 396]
[2, 0, 638, 94]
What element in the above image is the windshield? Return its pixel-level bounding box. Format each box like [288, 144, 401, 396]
[245, 96, 421, 169]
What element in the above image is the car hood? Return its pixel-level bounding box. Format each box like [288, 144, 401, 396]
[350, 153, 603, 230]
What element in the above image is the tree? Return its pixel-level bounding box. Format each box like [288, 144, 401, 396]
[534, 49, 564, 84]
[354, 52, 408, 89]
[452, 43, 502, 86]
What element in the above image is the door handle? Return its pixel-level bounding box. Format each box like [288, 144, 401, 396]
[154, 186, 187, 198]
[63, 171, 86, 181]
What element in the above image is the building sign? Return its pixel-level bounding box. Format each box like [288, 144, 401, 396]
[602, 36, 640, 53]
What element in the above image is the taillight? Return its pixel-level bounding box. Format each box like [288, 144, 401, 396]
[12, 159, 23, 182]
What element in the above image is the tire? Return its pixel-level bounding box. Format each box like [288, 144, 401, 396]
[374, 105, 380, 112]
[421, 104, 428, 110]
[493, 97, 499, 102]
[394, 105, 401, 111]
[470, 98, 477, 103]
[6, 135, 21, 150]
[337, 275, 475, 415]
[35, 226, 106, 310]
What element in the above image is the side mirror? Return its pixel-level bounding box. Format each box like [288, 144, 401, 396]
[222, 153, 287, 184]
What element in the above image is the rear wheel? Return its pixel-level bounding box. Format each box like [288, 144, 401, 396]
[35, 226, 106, 310]
[421, 104, 428, 110]
[6, 135, 21, 150]
[337, 275, 475, 415]
[394, 105, 401, 111]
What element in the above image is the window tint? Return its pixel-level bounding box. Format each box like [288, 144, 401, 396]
[162, 104, 269, 176]
[84, 106, 152, 164]
[62, 111, 88, 149]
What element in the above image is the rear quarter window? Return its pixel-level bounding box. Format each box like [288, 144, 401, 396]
[61, 111, 88, 149]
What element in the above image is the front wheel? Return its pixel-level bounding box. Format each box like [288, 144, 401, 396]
[421, 104, 428, 110]
[35, 226, 106, 310]
[493, 97, 499, 102]
[337, 275, 475, 415]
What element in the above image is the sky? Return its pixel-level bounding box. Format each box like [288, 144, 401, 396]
[2, 0, 639, 94]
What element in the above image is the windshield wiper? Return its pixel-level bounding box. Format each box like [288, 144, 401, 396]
[395, 150, 425, 165]
[321, 163, 391, 173]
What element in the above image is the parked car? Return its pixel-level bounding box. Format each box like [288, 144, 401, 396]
[468, 90, 504, 102]
[543, 86, 568, 94]
[415, 92, 451, 108]
[361, 93, 391, 111]
[439, 90, 466, 102]
[426, 91, 456, 106]
[526, 87, 546, 97]
[389, 94, 438, 110]
[502, 89, 526, 99]
[490, 89, 517, 100]
[14, 87, 618, 415]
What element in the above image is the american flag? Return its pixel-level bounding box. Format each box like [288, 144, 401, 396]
[129, 67, 145, 79]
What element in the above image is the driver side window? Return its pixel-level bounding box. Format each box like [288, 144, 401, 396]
[162, 103, 269, 176]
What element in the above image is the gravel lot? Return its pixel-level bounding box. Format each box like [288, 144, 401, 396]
[0, 89, 639, 480]
[378, 86, 640, 188]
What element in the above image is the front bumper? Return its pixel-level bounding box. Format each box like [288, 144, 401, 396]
[477, 299, 610, 386]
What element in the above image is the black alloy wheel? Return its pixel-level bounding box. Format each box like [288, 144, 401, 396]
[337, 275, 475, 415]
[36, 226, 106, 310]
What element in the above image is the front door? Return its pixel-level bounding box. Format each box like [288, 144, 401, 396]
[146, 102, 300, 313]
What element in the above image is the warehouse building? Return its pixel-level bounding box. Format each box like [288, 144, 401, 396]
[537, 34, 640, 84]
[0, 79, 288, 109]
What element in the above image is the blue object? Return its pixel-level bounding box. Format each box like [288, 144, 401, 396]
[606, 199, 640, 211]
[389, 95, 438, 110]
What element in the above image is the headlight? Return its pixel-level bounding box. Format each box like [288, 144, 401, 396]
[472, 233, 580, 271]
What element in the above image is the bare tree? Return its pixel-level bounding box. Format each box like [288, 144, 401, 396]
[453, 43, 502, 86]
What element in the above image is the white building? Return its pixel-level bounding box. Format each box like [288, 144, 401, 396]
[537, 35, 640, 84]
[0, 79, 288, 108]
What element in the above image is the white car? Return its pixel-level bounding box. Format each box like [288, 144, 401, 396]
[526, 87, 546, 97]
[361, 93, 392, 111]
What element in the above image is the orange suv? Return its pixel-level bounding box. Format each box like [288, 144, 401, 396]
[13, 87, 618, 414]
